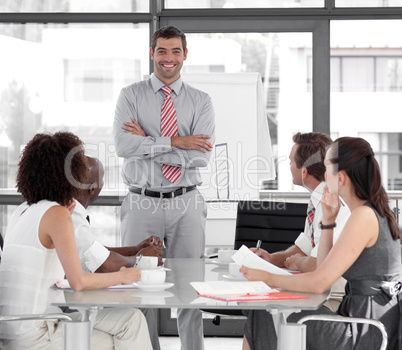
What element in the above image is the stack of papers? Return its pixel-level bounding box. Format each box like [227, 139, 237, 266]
[190, 281, 308, 301]
[232, 245, 292, 276]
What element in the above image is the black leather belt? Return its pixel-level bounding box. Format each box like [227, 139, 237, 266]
[129, 185, 196, 199]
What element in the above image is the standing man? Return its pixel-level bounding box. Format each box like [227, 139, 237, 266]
[113, 26, 215, 350]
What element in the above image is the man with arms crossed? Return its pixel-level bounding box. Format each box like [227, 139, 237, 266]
[113, 26, 215, 350]
[252, 132, 350, 311]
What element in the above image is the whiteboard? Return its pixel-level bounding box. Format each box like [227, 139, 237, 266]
[182, 73, 275, 201]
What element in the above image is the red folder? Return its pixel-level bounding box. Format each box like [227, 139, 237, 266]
[196, 291, 309, 302]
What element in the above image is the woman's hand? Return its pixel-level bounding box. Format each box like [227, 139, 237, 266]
[249, 248, 272, 263]
[240, 266, 271, 283]
[119, 266, 141, 284]
[321, 185, 341, 224]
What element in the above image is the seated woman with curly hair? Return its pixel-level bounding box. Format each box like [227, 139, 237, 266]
[0, 132, 152, 350]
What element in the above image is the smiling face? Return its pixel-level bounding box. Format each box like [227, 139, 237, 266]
[150, 37, 188, 86]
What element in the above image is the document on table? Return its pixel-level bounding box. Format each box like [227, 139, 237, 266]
[54, 280, 138, 290]
[191, 281, 277, 295]
[190, 281, 308, 302]
[232, 245, 292, 276]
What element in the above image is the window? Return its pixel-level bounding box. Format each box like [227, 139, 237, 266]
[0, 23, 149, 191]
[336, 0, 402, 7]
[64, 58, 141, 102]
[0, 0, 149, 12]
[376, 57, 402, 92]
[328, 56, 402, 92]
[331, 20, 402, 190]
[165, 0, 324, 9]
[341, 57, 375, 92]
[185, 32, 312, 191]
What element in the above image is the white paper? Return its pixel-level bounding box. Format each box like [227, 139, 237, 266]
[232, 245, 292, 276]
[190, 281, 277, 295]
[55, 279, 138, 290]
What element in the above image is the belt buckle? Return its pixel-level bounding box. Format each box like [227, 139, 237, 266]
[161, 191, 174, 199]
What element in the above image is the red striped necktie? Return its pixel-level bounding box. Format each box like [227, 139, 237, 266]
[307, 200, 316, 248]
[160, 86, 181, 183]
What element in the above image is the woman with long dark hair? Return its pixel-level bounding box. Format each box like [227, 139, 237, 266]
[241, 137, 402, 350]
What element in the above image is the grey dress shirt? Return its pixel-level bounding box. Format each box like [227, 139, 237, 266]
[113, 74, 215, 191]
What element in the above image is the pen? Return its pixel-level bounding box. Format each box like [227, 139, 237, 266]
[256, 240, 262, 251]
[134, 254, 143, 268]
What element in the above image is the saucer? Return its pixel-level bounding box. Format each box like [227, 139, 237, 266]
[155, 266, 172, 271]
[134, 282, 174, 291]
[210, 259, 231, 266]
[222, 274, 247, 281]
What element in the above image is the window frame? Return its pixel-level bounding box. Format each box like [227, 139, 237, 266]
[1, 1, 402, 197]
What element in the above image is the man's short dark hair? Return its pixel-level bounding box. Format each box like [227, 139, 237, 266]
[292, 132, 332, 182]
[151, 25, 187, 52]
[16, 132, 89, 206]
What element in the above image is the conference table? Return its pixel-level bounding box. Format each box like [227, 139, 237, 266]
[53, 258, 329, 350]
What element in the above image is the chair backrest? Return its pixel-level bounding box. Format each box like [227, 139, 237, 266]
[0, 233, 3, 261]
[234, 200, 308, 253]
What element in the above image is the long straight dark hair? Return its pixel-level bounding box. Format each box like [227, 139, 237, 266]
[329, 137, 400, 240]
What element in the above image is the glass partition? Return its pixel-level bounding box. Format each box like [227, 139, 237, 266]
[330, 20, 402, 190]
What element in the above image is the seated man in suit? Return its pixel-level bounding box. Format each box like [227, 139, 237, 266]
[73, 156, 163, 273]
[72, 156, 163, 350]
[251, 132, 350, 311]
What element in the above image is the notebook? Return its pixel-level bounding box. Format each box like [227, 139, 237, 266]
[190, 281, 309, 302]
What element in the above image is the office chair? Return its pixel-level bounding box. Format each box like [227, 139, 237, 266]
[0, 314, 73, 322]
[206, 200, 308, 325]
[0, 232, 3, 262]
[296, 315, 388, 350]
[234, 200, 307, 252]
[0, 314, 92, 350]
[0, 234, 89, 350]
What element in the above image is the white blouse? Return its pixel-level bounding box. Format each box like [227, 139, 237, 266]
[0, 200, 65, 341]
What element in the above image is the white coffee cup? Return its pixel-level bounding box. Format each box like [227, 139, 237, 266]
[229, 263, 243, 278]
[218, 249, 237, 263]
[140, 269, 166, 285]
[137, 256, 158, 270]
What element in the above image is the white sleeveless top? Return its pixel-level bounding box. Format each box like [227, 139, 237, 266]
[0, 200, 65, 341]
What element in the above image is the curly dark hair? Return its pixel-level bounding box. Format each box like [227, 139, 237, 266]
[16, 132, 89, 206]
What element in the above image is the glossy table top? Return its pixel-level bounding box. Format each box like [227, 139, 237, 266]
[53, 258, 329, 311]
